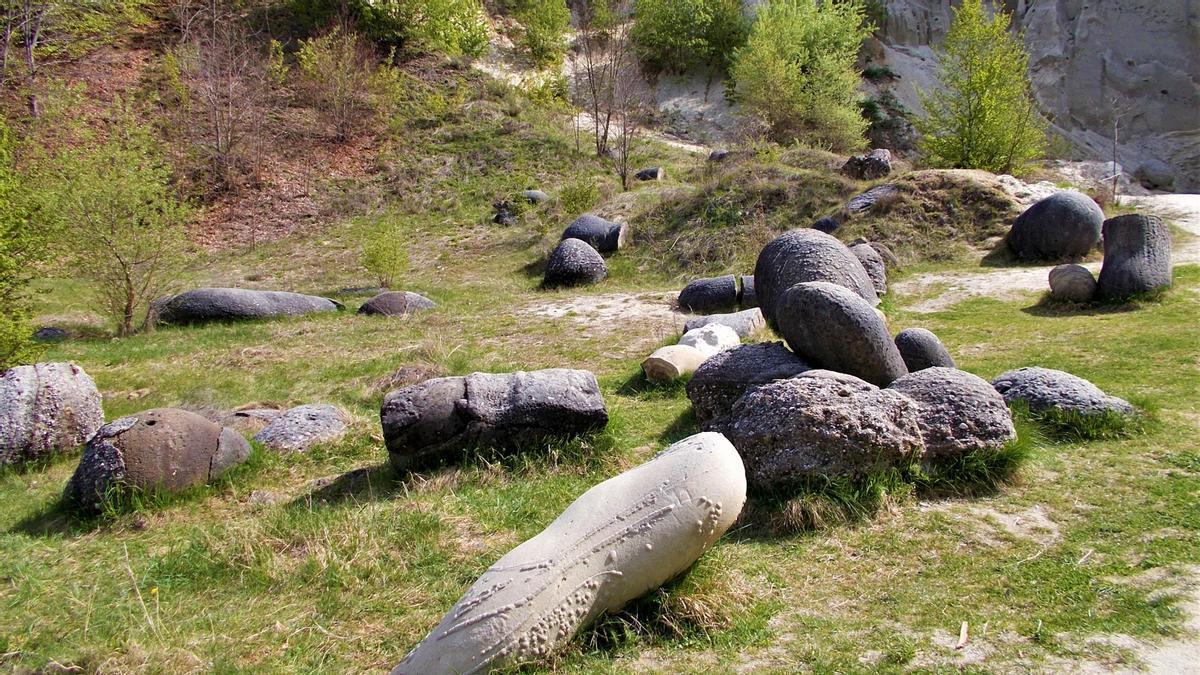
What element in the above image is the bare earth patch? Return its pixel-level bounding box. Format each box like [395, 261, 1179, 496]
[517, 291, 687, 344]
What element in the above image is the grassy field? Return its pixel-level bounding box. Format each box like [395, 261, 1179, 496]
[2, 74, 1199, 672]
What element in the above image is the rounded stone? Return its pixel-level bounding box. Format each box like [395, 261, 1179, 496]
[776, 281, 907, 387]
[543, 238, 607, 288]
[1097, 214, 1172, 300]
[357, 291, 436, 316]
[678, 275, 738, 313]
[156, 287, 340, 325]
[753, 228, 879, 329]
[1048, 264, 1097, 303]
[811, 216, 840, 234]
[642, 345, 707, 382]
[0, 362, 104, 466]
[739, 275, 757, 308]
[991, 367, 1133, 416]
[683, 308, 765, 339]
[253, 404, 350, 453]
[1134, 159, 1174, 191]
[849, 242, 888, 295]
[635, 167, 665, 181]
[686, 342, 809, 432]
[888, 367, 1016, 460]
[841, 148, 892, 180]
[894, 328, 956, 372]
[561, 214, 628, 253]
[1007, 191, 1104, 261]
[677, 323, 740, 358]
[521, 189, 549, 204]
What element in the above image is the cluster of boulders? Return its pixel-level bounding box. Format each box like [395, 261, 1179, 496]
[543, 214, 628, 288]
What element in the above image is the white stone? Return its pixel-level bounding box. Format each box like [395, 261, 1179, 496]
[641, 345, 707, 382]
[678, 324, 740, 358]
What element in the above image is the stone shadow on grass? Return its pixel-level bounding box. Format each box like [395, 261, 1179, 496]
[9, 496, 106, 538]
[287, 463, 408, 508]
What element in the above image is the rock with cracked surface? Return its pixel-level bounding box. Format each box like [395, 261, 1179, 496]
[0, 362, 104, 466]
[254, 404, 350, 453]
[888, 367, 1015, 460]
[678, 324, 740, 358]
[64, 408, 251, 513]
[357, 291, 436, 316]
[683, 308, 764, 339]
[641, 345, 707, 382]
[726, 375, 923, 487]
[677, 275, 738, 313]
[686, 342, 809, 433]
[1097, 214, 1172, 300]
[156, 287, 340, 325]
[894, 328, 955, 372]
[842, 148, 892, 180]
[849, 242, 888, 295]
[991, 367, 1133, 416]
[776, 281, 906, 387]
[543, 238, 607, 288]
[561, 214, 628, 254]
[1048, 264, 1097, 303]
[1007, 192, 1103, 261]
[381, 369, 609, 471]
[392, 432, 746, 675]
[753, 228, 879, 329]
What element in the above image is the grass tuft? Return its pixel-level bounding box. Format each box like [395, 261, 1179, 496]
[736, 468, 914, 537]
[1009, 400, 1149, 442]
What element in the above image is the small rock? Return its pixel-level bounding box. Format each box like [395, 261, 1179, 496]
[642, 345, 707, 382]
[1048, 264, 1097, 303]
[561, 214, 628, 254]
[493, 205, 517, 226]
[678, 324, 740, 358]
[888, 367, 1015, 460]
[708, 149, 732, 162]
[1, 362, 104, 466]
[1097, 214, 1172, 300]
[635, 167, 664, 181]
[811, 216, 840, 233]
[32, 327, 69, 342]
[683, 308, 765, 338]
[992, 367, 1133, 416]
[841, 148, 892, 180]
[254, 404, 350, 453]
[521, 189, 549, 204]
[543, 238, 607, 287]
[1007, 191, 1103, 261]
[686, 342, 809, 432]
[678, 275, 738, 313]
[894, 328, 956, 372]
[357, 291, 436, 317]
[845, 184, 899, 213]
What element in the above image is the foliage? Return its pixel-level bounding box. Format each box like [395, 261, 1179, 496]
[630, 0, 748, 74]
[296, 28, 378, 142]
[312, 0, 492, 57]
[917, 0, 1046, 174]
[730, 0, 872, 152]
[0, 123, 43, 369]
[501, 0, 570, 67]
[558, 179, 601, 217]
[359, 214, 410, 289]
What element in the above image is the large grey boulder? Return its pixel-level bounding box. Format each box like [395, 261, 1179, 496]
[561, 214, 628, 254]
[157, 288, 340, 325]
[357, 291, 436, 317]
[992, 367, 1133, 415]
[254, 404, 350, 453]
[683, 308, 765, 339]
[1006, 192, 1103, 261]
[0, 362, 104, 466]
[739, 275, 757, 308]
[753, 228, 879, 329]
[776, 282, 906, 387]
[543, 238, 607, 288]
[841, 149, 892, 180]
[65, 408, 251, 514]
[686, 342, 809, 433]
[1097, 214, 1172, 300]
[894, 328, 955, 372]
[849, 242, 888, 295]
[725, 375, 924, 487]
[888, 368, 1016, 460]
[381, 369, 609, 471]
[1048, 264, 1097, 303]
[1134, 160, 1174, 191]
[393, 432, 745, 674]
[678, 275, 738, 313]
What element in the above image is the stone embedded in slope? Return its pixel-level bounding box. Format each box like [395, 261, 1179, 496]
[357, 291, 436, 316]
[753, 228, 880, 329]
[849, 242, 888, 295]
[677, 275, 738, 313]
[642, 345, 707, 382]
[1097, 214, 1172, 300]
[811, 216, 840, 233]
[842, 148, 893, 180]
[888, 367, 1016, 460]
[678, 324, 740, 358]
[392, 432, 745, 674]
[845, 183, 899, 213]
[894, 327, 956, 372]
[0, 362, 104, 466]
[683, 308, 765, 339]
[1133, 159, 1174, 191]
[686, 342, 809, 433]
[991, 366, 1133, 416]
[254, 404, 350, 453]
[1048, 264, 1097, 303]
[381, 369, 608, 471]
[635, 167, 665, 181]
[1006, 191, 1103, 261]
[543, 238, 608, 288]
[521, 189, 549, 204]
[560, 214, 628, 254]
[157, 287, 340, 325]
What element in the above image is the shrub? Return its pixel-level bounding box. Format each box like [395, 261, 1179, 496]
[359, 215, 410, 289]
[631, 0, 748, 74]
[357, 0, 489, 56]
[502, 0, 570, 67]
[730, 0, 872, 152]
[916, 0, 1046, 174]
[0, 123, 43, 370]
[558, 179, 601, 217]
[296, 29, 377, 141]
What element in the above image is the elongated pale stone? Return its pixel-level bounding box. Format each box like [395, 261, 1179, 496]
[641, 344, 707, 382]
[393, 432, 747, 674]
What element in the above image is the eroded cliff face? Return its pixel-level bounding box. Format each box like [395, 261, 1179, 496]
[877, 0, 1200, 191]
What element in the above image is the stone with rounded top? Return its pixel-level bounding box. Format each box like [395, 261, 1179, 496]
[678, 275, 738, 313]
[1048, 264, 1097, 303]
[991, 366, 1133, 416]
[0, 362, 104, 466]
[561, 214, 628, 253]
[357, 291, 436, 316]
[753, 228, 879, 329]
[888, 367, 1015, 460]
[543, 238, 607, 288]
[254, 404, 350, 453]
[156, 287, 340, 325]
[894, 327, 955, 372]
[1006, 191, 1103, 261]
[686, 342, 809, 432]
[642, 345, 707, 382]
[678, 323, 740, 358]
[1097, 214, 1172, 300]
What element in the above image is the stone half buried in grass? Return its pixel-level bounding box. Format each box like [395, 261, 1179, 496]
[1048, 264, 1097, 303]
[357, 291, 436, 317]
[381, 369, 608, 472]
[560, 214, 628, 254]
[0, 362, 104, 466]
[253, 403, 350, 453]
[155, 287, 341, 325]
[64, 408, 251, 514]
[991, 367, 1133, 417]
[887, 367, 1015, 461]
[391, 432, 746, 675]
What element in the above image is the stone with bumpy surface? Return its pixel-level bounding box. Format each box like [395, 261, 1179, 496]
[739, 275, 756, 308]
[888, 367, 1016, 460]
[678, 324, 740, 358]
[157, 287, 340, 325]
[753, 229, 879, 329]
[1006, 191, 1103, 261]
[254, 404, 350, 453]
[357, 291, 436, 316]
[686, 342, 809, 433]
[1048, 264, 1097, 303]
[1097, 214, 1172, 300]
[684, 308, 764, 339]
[0, 362, 104, 466]
[776, 282, 906, 387]
[849, 242, 888, 295]
[1134, 160, 1174, 191]
[543, 238, 607, 288]
[992, 367, 1133, 416]
[64, 408, 250, 514]
[842, 148, 892, 180]
[678, 275, 738, 313]
[726, 376, 923, 487]
[381, 369, 608, 471]
[894, 328, 955, 372]
[642, 345, 707, 382]
[845, 184, 899, 213]
[561, 214, 627, 253]
[393, 432, 745, 675]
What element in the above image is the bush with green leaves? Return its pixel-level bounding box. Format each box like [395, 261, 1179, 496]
[319, 0, 490, 57]
[0, 123, 43, 370]
[630, 0, 748, 73]
[916, 0, 1046, 174]
[501, 0, 570, 67]
[730, 0, 872, 151]
[359, 215, 410, 289]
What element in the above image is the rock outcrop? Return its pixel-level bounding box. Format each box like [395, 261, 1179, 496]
[1097, 214, 1172, 300]
[0, 362, 104, 466]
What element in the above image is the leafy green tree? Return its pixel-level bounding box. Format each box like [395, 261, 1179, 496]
[631, 0, 748, 73]
[730, 0, 872, 151]
[0, 122, 43, 369]
[917, 0, 1045, 173]
[502, 0, 570, 67]
[359, 214, 410, 289]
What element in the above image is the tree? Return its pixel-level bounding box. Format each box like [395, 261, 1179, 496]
[0, 120, 42, 369]
[296, 28, 377, 142]
[630, 0, 747, 74]
[501, 0, 570, 67]
[730, 0, 872, 152]
[916, 0, 1045, 174]
[609, 39, 650, 190]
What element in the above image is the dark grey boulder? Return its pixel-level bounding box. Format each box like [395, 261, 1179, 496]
[1, 362, 104, 466]
[851, 239, 900, 268]
[888, 367, 1015, 460]
[849, 242, 888, 295]
[1097, 214, 1172, 300]
[739, 275, 757, 308]
[1134, 160, 1174, 191]
[254, 404, 350, 453]
[683, 308, 765, 339]
[841, 148, 892, 180]
[561, 214, 627, 254]
[358, 291, 436, 317]
[543, 238, 607, 287]
[894, 328, 955, 372]
[65, 408, 251, 514]
[635, 167, 664, 181]
[1007, 191, 1103, 261]
[686, 342, 809, 433]
[521, 189, 549, 204]
[708, 149, 732, 162]
[776, 281, 906, 387]
[381, 369, 609, 471]
[678, 275, 738, 313]
[493, 204, 518, 226]
[811, 216, 840, 234]
[32, 327, 69, 342]
[845, 184, 899, 213]
[753, 228, 879, 329]
[725, 375, 923, 487]
[992, 367, 1133, 416]
[157, 287, 340, 325]
[1048, 264, 1097, 303]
